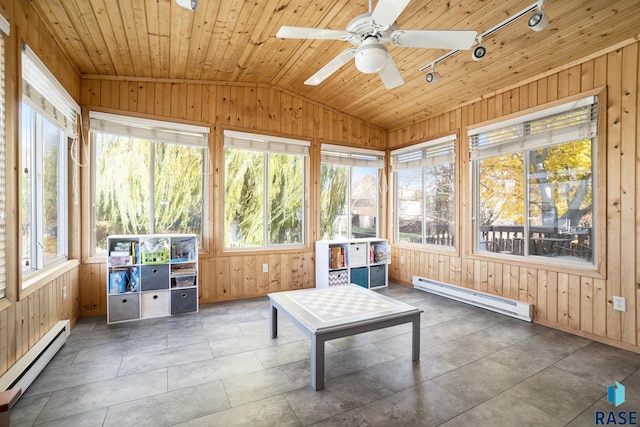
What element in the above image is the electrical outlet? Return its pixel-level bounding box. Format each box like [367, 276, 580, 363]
[262, 263, 269, 273]
[613, 296, 626, 312]
[62, 286, 67, 301]
[400, 256, 405, 265]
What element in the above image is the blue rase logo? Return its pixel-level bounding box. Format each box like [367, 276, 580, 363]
[609, 382, 626, 407]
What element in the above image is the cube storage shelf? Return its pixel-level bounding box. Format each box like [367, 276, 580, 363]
[107, 234, 198, 324]
[315, 238, 390, 289]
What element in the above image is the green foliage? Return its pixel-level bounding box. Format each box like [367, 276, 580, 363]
[94, 134, 204, 251]
[320, 164, 347, 239]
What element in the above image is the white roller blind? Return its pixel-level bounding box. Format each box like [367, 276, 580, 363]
[0, 13, 9, 35]
[391, 134, 456, 172]
[90, 111, 210, 147]
[321, 144, 384, 168]
[22, 44, 79, 137]
[224, 130, 309, 155]
[468, 96, 598, 160]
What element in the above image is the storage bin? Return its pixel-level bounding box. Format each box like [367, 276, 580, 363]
[370, 264, 386, 288]
[171, 288, 198, 314]
[350, 267, 368, 288]
[328, 270, 349, 287]
[141, 291, 170, 318]
[108, 294, 140, 322]
[349, 243, 367, 267]
[141, 264, 170, 291]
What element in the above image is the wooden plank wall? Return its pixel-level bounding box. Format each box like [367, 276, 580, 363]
[78, 79, 388, 315]
[388, 41, 640, 353]
[0, 1, 82, 377]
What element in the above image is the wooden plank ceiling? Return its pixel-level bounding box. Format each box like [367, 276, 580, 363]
[33, 0, 640, 130]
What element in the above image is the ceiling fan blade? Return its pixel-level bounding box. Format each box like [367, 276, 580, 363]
[371, 0, 411, 27]
[390, 30, 478, 50]
[378, 53, 404, 90]
[276, 26, 352, 41]
[304, 48, 356, 86]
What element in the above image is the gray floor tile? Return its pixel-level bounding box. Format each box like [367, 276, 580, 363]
[174, 395, 301, 426]
[356, 380, 473, 426]
[118, 342, 213, 376]
[442, 391, 564, 427]
[432, 358, 529, 406]
[507, 366, 605, 422]
[365, 354, 457, 392]
[34, 369, 168, 424]
[284, 371, 393, 425]
[103, 380, 229, 426]
[167, 351, 264, 391]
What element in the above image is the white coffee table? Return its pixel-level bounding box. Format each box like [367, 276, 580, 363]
[268, 284, 423, 390]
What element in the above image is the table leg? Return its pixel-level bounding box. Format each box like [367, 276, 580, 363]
[270, 303, 278, 338]
[411, 315, 421, 361]
[311, 336, 325, 391]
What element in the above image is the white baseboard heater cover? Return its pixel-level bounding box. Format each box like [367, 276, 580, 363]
[0, 320, 71, 393]
[413, 277, 533, 322]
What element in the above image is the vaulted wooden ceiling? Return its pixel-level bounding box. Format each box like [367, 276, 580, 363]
[32, 0, 640, 130]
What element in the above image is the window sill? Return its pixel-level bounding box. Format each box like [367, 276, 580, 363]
[0, 298, 10, 312]
[21, 259, 80, 299]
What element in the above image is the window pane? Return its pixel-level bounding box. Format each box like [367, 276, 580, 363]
[154, 143, 204, 236]
[396, 168, 423, 244]
[224, 148, 264, 248]
[478, 153, 525, 254]
[42, 118, 61, 262]
[20, 106, 34, 273]
[94, 134, 151, 252]
[320, 163, 348, 240]
[268, 153, 303, 244]
[425, 162, 455, 247]
[528, 140, 592, 261]
[351, 167, 377, 238]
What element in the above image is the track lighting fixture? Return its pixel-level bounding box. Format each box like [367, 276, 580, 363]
[425, 65, 440, 83]
[527, 10, 548, 31]
[472, 37, 487, 61]
[420, 1, 549, 74]
[176, 0, 198, 11]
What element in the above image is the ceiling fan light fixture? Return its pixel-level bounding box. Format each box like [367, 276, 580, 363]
[355, 39, 388, 74]
[176, 0, 198, 11]
[527, 10, 548, 31]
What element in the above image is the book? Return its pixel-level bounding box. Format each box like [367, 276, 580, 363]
[109, 271, 127, 294]
[128, 266, 140, 292]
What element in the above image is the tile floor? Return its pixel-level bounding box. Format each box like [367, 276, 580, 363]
[9, 282, 640, 426]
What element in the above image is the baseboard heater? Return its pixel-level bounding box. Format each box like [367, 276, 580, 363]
[0, 320, 71, 394]
[413, 277, 533, 322]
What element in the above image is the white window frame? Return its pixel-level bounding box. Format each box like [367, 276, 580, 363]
[223, 130, 309, 250]
[391, 134, 457, 247]
[89, 111, 210, 254]
[469, 95, 598, 267]
[320, 144, 385, 239]
[21, 45, 76, 281]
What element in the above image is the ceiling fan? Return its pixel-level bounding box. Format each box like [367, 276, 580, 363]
[276, 0, 478, 89]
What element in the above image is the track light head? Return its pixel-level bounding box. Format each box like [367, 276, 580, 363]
[527, 10, 548, 31]
[176, 0, 197, 11]
[472, 45, 487, 61]
[425, 71, 440, 83]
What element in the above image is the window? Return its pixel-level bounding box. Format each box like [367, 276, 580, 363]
[224, 130, 308, 249]
[320, 144, 385, 239]
[470, 96, 598, 266]
[90, 112, 210, 254]
[392, 135, 456, 247]
[0, 15, 8, 298]
[21, 45, 77, 279]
